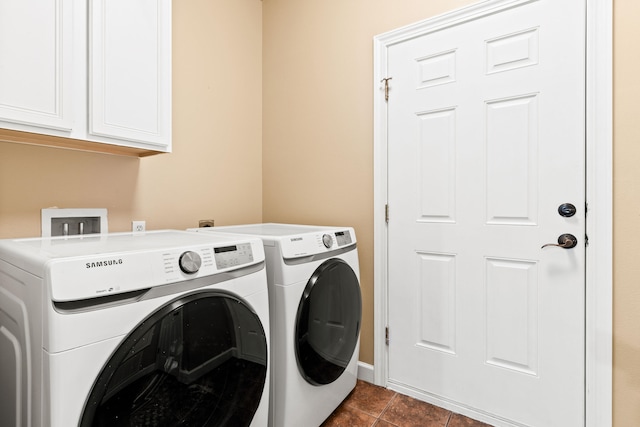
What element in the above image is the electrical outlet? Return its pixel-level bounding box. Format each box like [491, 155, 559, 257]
[199, 219, 215, 228]
[132, 220, 146, 233]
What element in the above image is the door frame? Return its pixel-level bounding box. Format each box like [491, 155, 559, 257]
[372, 0, 612, 425]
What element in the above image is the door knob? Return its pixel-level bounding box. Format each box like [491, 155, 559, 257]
[541, 233, 578, 249]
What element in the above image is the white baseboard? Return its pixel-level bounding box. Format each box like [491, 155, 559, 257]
[357, 361, 375, 383]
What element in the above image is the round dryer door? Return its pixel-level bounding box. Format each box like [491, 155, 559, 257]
[80, 291, 267, 427]
[294, 258, 362, 385]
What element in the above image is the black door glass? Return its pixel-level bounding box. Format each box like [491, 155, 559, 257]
[80, 291, 267, 427]
[295, 258, 362, 385]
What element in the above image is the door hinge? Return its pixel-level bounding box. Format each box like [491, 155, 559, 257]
[385, 326, 390, 345]
[385, 203, 389, 223]
[585, 233, 589, 247]
[381, 77, 392, 101]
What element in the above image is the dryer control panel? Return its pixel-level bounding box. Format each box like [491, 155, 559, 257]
[280, 228, 356, 259]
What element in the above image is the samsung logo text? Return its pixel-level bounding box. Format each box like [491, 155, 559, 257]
[86, 259, 124, 269]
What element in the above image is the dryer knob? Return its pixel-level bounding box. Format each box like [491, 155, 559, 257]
[179, 251, 202, 274]
[322, 234, 333, 249]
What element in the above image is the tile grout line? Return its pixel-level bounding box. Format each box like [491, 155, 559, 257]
[336, 382, 490, 427]
[377, 392, 400, 423]
[444, 411, 453, 426]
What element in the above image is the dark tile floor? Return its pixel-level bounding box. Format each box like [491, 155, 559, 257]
[321, 380, 493, 427]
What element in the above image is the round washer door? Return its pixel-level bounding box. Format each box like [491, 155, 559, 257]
[295, 258, 362, 385]
[80, 291, 267, 427]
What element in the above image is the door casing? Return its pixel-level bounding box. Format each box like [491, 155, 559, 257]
[372, 0, 612, 425]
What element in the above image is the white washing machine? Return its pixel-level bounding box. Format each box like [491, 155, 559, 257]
[0, 230, 270, 427]
[190, 224, 362, 427]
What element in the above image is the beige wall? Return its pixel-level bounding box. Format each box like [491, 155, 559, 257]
[0, 0, 637, 424]
[0, 0, 264, 238]
[614, 1, 640, 425]
[262, 0, 475, 370]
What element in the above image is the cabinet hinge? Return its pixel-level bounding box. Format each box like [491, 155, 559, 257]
[585, 234, 589, 247]
[385, 326, 390, 346]
[385, 203, 389, 223]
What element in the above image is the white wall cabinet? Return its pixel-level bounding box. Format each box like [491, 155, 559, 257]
[0, 0, 172, 156]
[0, 1, 74, 132]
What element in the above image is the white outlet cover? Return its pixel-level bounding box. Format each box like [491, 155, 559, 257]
[132, 220, 146, 233]
[41, 208, 108, 237]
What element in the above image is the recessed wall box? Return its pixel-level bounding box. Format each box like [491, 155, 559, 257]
[41, 208, 108, 237]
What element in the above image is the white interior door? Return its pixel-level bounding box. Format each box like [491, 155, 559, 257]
[386, 1, 585, 426]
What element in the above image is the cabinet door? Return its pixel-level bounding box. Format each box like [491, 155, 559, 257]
[89, 0, 171, 149]
[0, 0, 73, 130]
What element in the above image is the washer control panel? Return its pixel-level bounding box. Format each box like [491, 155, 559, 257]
[48, 237, 262, 302]
[179, 251, 202, 274]
[214, 243, 254, 269]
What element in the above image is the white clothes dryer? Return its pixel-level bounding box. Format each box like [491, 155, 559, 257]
[190, 224, 362, 427]
[0, 230, 270, 427]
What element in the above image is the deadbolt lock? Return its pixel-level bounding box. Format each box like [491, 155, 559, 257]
[558, 203, 577, 217]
